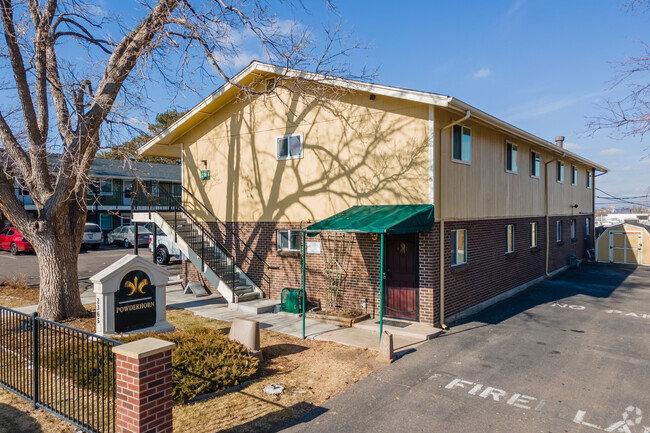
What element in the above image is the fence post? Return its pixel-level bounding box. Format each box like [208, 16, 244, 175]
[31, 312, 39, 409]
[112, 338, 176, 433]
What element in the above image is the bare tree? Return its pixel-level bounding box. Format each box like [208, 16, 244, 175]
[0, 0, 365, 320]
[589, 1, 650, 141]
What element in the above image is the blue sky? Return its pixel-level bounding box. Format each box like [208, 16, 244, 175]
[114, 0, 649, 208]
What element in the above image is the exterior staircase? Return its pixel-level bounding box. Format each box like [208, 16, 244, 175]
[132, 201, 265, 305]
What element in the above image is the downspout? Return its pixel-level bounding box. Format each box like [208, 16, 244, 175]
[439, 110, 471, 330]
[544, 151, 565, 275]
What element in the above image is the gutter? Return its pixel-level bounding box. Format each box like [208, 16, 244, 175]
[437, 110, 471, 330]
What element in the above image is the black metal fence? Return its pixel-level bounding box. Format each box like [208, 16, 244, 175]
[0, 306, 120, 433]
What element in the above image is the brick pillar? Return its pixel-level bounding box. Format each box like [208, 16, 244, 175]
[112, 337, 176, 433]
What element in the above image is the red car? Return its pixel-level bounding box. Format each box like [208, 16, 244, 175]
[0, 227, 34, 255]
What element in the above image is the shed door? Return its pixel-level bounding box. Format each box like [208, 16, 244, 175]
[384, 234, 418, 320]
[609, 231, 643, 264]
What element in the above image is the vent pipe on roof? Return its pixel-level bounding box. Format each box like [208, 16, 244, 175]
[555, 136, 565, 148]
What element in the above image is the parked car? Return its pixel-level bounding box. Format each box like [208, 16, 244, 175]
[145, 222, 182, 265]
[0, 227, 34, 255]
[106, 225, 152, 248]
[82, 223, 103, 250]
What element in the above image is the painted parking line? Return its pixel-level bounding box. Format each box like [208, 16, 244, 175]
[0, 254, 16, 259]
[432, 373, 650, 432]
[550, 303, 650, 321]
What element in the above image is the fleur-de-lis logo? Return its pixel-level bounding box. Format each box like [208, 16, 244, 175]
[124, 276, 148, 296]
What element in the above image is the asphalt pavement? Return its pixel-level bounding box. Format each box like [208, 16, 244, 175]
[283, 263, 650, 433]
[0, 245, 182, 291]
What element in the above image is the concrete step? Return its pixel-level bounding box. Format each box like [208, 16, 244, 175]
[230, 298, 280, 314]
[353, 319, 443, 340]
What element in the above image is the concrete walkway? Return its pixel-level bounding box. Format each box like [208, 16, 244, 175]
[14, 280, 434, 352]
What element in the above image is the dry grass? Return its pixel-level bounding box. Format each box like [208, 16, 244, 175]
[167, 309, 382, 433]
[0, 275, 39, 309]
[0, 299, 383, 433]
[0, 388, 76, 433]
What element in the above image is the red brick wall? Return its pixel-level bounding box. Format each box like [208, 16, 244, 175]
[182, 214, 593, 326]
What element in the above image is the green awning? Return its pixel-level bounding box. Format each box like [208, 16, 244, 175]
[306, 204, 434, 235]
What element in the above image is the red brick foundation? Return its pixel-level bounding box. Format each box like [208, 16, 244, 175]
[113, 338, 176, 433]
[183, 214, 593, 327]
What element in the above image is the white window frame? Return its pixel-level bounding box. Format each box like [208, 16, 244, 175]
[451, 229, 467, 266]
[276, 133, 304, 161]
[571, 219, 576, 239]
[99, 179, 113, 196]
[277, 229, 301, 251]
[530, 222, 538, 248]
[557, 161, 565, 183]
[587, 170, 592, 188]
[506, 142, 518, 173]
[505, 224, 515, 253]
[452, 125, 472, 164]
[571, 166, 578, 186]
[557, 220, 563, 242]
[530, 151, 540, 178]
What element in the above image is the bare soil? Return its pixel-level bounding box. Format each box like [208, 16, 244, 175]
[0, 297, 383, 433]
[310, 308, 364, 319]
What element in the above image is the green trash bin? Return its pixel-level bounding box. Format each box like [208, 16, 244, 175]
[281, 288, 302, 313]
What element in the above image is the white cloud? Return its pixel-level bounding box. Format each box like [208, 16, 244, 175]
[600, 148, 625, 156]
[563, 142, 583, 151]
[473, 68, 491, 79]
[505, 0, 526, 17]
[640, 158, 650, 165]
[623, 166, 634, 171]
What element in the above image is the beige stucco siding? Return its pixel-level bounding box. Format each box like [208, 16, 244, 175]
[436, 108, 594, 220]
[181, 88, 430, 222]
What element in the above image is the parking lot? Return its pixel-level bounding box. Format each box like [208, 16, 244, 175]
[286, 263, 650, 433]
[0, 245, 182, 292]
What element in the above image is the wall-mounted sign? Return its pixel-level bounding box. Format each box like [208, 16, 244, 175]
[115, 270, 156, 333]
[306, 241, 321, 254]
[200, 170, 211, 180]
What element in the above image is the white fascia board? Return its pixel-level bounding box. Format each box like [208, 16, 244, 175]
[448, 98, 609, 173]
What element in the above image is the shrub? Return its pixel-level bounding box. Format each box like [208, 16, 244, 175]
[119, 327, 259, 402]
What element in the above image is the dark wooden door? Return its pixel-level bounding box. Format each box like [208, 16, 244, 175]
[384, 233, 418, 320]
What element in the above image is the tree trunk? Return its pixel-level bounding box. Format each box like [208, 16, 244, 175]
[30, 198, 89, 321]
[34, 234, 87, 321]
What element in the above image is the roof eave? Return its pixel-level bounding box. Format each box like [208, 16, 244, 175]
[138, 61, 452, 157]
[447, 98, 609, 173]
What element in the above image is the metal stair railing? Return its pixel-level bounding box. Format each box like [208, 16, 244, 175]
[142, 187, 238, 303]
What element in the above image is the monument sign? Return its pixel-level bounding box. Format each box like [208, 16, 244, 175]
[91, 254, 174, 336]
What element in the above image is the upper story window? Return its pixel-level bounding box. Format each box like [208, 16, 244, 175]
[505, 224, 515, 253]
[506, 142, 518, 173]
[586, 217, 591, 236]
[556, 161, 565, 183]
[451, 229, 467, 266]
[172, 183, 182, 197]
[556, 220, 563, 242]
[531, 151, 540, 178]
[452, 125, 471, 163]
[571, 166, 578, 185]
[587, 170, 592, 188]
[277, 229, 301, 251]
[277, 133, 303, 160]
[99, 179, 113, 195]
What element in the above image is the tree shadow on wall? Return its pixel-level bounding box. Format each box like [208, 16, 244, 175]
[185, 85, 427, 236]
